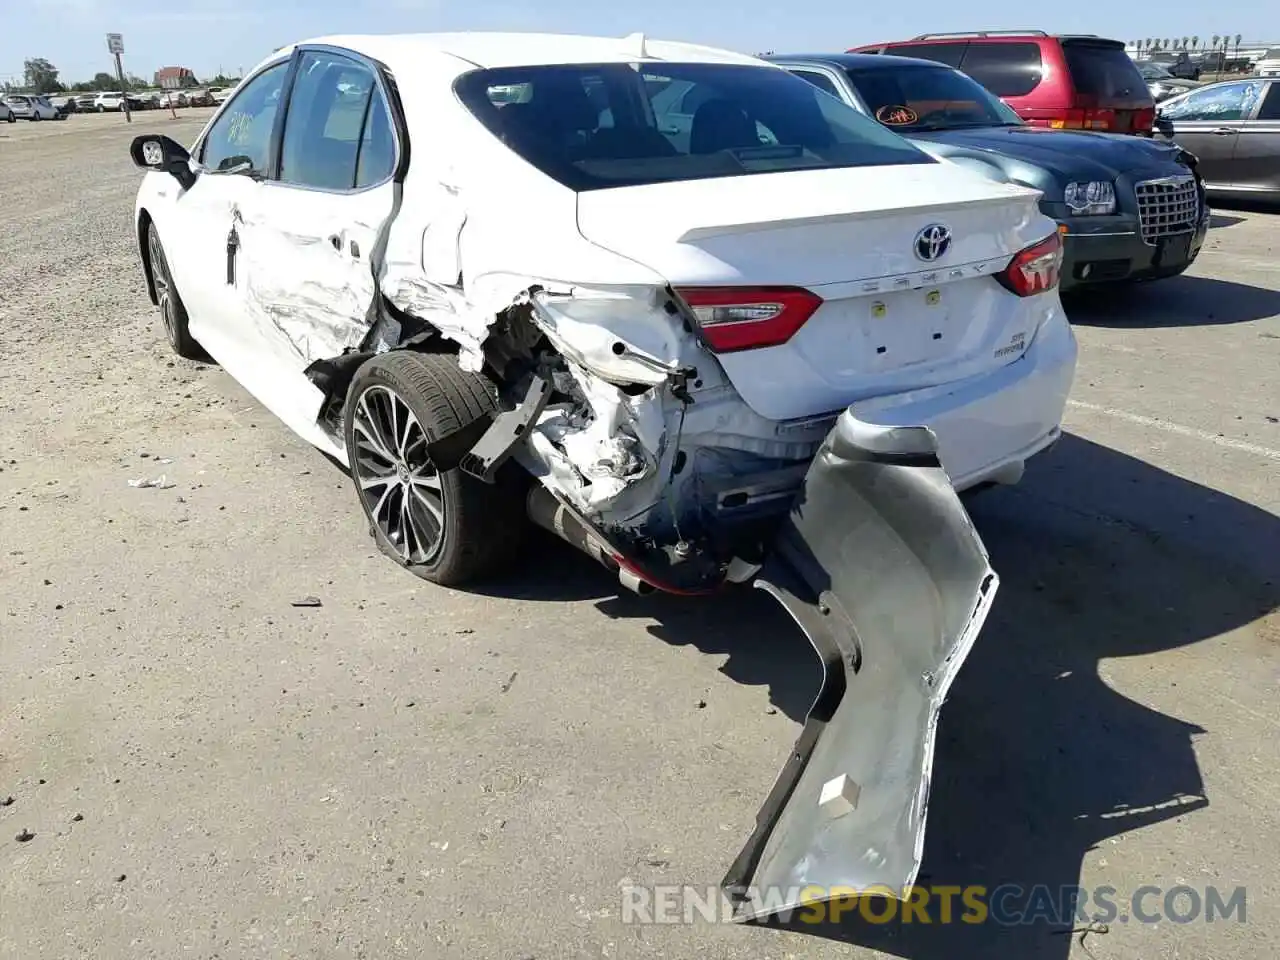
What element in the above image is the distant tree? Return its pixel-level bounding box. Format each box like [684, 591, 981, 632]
[206, 73, 237, 86]
[23, 57, 62, 93]
[1191, 36, 1199, 50]
[88, 72, 117, 91]
[124, 73, 148, 90]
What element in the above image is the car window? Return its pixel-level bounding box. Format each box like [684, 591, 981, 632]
[789, 69, 841, 98]
[1159, 81, 1261, 121]
[200, 61, 289, 174]
[1060, 43, 1147, 99]
[1257, 83, 1280, 121]
[845, 65, 1024, 130]
[881, 42, 968, 69]
[455, 62, 932, 192]
[958, 43, 1043, 98]
[279, 50, 394, 190]
[355, 88, 396, 188]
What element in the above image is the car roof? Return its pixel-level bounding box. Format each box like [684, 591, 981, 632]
[283, 32, 765, 70]
[766, 52, 957, 71]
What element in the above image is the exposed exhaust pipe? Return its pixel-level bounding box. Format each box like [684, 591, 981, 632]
[525, 486, 655, 595]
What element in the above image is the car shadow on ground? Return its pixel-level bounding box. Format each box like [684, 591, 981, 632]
[1065, 274, 1280, 327]
[1207, 196, 1278, 217]
[480, 432, 1277, 959]
[1208, 213, 1246, 229]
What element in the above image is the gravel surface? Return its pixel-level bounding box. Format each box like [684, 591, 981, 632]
[1, 111, 1278, 960]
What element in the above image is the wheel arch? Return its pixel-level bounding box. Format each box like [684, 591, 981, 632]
[136, 208, 159, 305]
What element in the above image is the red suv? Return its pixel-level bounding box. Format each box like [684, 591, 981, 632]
[849, 31, 1156, 135]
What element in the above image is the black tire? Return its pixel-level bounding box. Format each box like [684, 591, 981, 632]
[146, 221, 207, 360]
[344, 352, 527, 587]
[97, 105, 105, 113]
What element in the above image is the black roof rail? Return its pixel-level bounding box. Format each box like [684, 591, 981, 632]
[911, 30, 1049, 39]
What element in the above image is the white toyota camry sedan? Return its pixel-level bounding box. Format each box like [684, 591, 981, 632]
[130, 31, 1076, 916]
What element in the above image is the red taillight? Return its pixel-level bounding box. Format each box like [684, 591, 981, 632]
[996, 233, 1063, 297]
[676, 286, 823, 353]
[1048, 108, 1086, 130]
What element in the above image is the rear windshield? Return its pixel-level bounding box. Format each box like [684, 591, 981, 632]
[1062, 43, 1148, 100]
[454, 62, 933, 192]
[845, 65, 1024, 131]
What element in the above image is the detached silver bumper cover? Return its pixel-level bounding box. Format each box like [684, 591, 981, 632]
[724, 412, 998, 921]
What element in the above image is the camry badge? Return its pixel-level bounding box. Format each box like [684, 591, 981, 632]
[914, 224, 952, 262]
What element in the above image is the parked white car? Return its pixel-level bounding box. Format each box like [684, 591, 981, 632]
[130, 32, 1076, 916]
[1, 99, 14, 122]
[93, 91, 143, 112]
[1255, 48, 1280, 77]
[5, 94, 59, 120]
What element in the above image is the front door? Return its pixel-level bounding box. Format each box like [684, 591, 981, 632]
[163, 58, 292, 382]
[1154, 80, 1263, 187]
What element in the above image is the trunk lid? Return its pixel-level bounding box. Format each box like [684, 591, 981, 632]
[576, 164, 1053, 422]
[1061, 38, 1156, 134]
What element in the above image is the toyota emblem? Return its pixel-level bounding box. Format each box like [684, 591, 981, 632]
[914, 224, 953, 262]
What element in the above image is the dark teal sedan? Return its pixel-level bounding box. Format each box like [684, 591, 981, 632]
[766, 53, 1211, 292]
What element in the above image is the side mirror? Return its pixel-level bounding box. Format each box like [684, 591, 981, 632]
[129, 134, 196, 190]
[1153, 114, 1174, 135]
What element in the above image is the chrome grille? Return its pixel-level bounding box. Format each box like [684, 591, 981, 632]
[1135, 176, 1198, 245]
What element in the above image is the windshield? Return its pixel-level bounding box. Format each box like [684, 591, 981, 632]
[455, 62, 932, 192]
[1139, 62, 1175, 80]
[843, 64, 1024, 131]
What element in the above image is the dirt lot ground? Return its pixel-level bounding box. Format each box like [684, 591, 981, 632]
[2, 110, 1278, 960]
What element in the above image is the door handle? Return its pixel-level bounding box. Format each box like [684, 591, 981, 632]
[1211, 127, 1236, 136]
[226, 225, 239, 285]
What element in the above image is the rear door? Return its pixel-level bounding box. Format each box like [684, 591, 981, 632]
[955, 41, 1045, 115]
[1154, 80, 1263, 187]
[1057, 38, 1153, 132]
[1229, 80, 1280, 193]
[228, 46, 400, 449]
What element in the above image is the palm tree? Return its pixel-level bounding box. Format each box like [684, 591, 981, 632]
[1212, 33, 1220, 50]
[1191, 35, 1199, 51]
[1180, 36, 1189, 49]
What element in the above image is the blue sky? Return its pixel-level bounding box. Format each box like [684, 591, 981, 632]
[3, 0, 1277, 86]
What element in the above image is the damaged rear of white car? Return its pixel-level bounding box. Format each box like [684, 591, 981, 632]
[129, 32, 1076, 919]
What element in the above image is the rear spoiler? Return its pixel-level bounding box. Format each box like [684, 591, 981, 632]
[677, 192, 1030, 243]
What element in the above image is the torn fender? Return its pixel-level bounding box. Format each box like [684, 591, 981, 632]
[723, 413, 998, 921]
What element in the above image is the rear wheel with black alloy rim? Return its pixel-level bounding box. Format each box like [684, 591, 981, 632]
[146, 222, 207, 360]
[344, 352, 527, 587]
